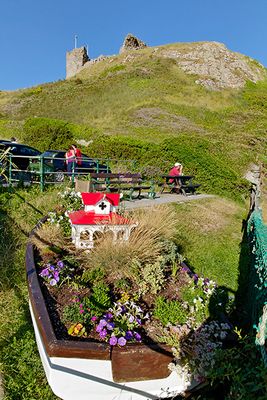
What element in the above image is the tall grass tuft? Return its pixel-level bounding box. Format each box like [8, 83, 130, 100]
[82, 205, 178, 281]
[29, 223, 67, 257]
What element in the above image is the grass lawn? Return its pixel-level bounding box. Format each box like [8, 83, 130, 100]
[0, 186, 248, 398]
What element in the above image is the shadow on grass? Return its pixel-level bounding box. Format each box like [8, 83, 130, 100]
[0, 189, 46, 290]
[233, 218, 252, 330]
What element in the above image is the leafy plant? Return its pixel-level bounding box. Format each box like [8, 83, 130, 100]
[137, 257, 165, 295]
[205, 334, 267, 399]
[63, 282, 112, 330]
[82, 267, 105, 284]
[154, 296, 187, 326]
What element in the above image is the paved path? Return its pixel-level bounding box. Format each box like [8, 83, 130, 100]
[122, 193, 213, 210]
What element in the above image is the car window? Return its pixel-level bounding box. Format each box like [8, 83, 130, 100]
[19, 147, 40, 156]
[43, 151, 56, 157]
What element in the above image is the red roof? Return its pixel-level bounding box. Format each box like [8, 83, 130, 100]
[69, 211, 130, 225]
[81, 192, 120, 206]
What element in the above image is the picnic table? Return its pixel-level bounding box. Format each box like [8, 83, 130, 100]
[161, 175, 200, 195]
[89, 172, 156, 200]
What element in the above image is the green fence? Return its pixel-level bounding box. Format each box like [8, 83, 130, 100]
[5, 154, 137, 191]
[247, 209, 267, 365]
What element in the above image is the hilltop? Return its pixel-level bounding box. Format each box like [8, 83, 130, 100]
[0, 39, 266, 199]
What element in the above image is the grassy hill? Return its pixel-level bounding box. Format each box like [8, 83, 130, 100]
[0, 41, 266, 199]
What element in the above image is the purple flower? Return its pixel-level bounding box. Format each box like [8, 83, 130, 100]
[49, 265, 55, 271]
[79, 309, 84, 314]
[96, 325, 103, 333]
[99, 319, 107, 327]
[106, 322, 115, 331]
[40, 268, 49, 277]
[125, 331, 133, 340]
[99, 329, 107, 339]
[79, 303, 83, 308]
[134, 332, 142, 342]
[109, 336, 118, 346]
[53, 271, 60, 282]
[91, 316, 98, 322]
[118, 337, 127, 346]
[193, 274, 199, 282]
[49, 278, 57, 286]
[57, 261, 64, 269]
[105, 312, 113, 320]
[136, 318, 142, 325]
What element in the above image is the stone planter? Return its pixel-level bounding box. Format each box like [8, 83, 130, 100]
[26, 227, 192, 399]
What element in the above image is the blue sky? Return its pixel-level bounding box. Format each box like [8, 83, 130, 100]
[1, 0, 266, 90]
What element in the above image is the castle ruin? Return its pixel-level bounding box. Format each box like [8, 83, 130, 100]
[66, 46, 89, 79]
[66, 34, 147, 79]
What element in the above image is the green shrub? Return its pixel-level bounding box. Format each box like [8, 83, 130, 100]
[22, 117, 74, 151]
[20, 86, 43, 98]
[205, 334, 267, 400]
[154, 296, 187, 326]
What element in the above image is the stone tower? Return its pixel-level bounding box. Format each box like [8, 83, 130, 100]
[66, 46, 89, 79]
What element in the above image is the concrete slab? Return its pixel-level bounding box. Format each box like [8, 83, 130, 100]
[121, 193, 214, 210]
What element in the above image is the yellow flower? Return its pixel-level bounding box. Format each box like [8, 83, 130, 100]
[73, 323, 83, 334]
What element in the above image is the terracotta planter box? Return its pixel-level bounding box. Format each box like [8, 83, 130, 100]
[26, 226, 192, 399]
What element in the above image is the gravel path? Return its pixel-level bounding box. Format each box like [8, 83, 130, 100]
[122, 193, 214, 210]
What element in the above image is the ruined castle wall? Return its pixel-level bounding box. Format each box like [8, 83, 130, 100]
[66, 47, 89, 79]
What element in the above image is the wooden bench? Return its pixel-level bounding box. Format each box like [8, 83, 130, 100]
[161, 175, 200, 196]
[89, 173, 156, 200]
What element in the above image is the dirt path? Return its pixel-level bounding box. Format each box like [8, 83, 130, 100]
[122, 193, 214, 210]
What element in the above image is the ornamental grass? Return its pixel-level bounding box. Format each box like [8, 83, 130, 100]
[81, 205, 178, 281]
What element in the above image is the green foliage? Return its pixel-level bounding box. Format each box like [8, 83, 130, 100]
[113, 278, 132, 291]
[82, 267, 105, 284]
[0, 329, 56, 399]
[154, 296, 187, 326]
[137, 257, 166, 295]
[22, 117, 74, 151]
[63, 282, 112, 326]
[20, 86, 43, 98]
[206, 335, 267, 400]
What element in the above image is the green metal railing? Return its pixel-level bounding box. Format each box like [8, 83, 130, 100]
[4, 154, 138, 192]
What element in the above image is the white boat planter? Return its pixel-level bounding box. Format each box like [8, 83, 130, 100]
[26, 229, 194, 399]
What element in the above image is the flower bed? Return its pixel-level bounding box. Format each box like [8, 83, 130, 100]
[27, 188, 232, 399]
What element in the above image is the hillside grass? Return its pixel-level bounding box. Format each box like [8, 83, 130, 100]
[0, 45, 266, 203]
[0, 185, 248, 398]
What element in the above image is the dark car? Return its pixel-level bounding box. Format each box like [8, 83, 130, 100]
[40, 150, 110, 182]
[0, 140, 41, 182]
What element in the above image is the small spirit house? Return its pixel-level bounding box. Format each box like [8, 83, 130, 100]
[69, 192, 136, 249]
